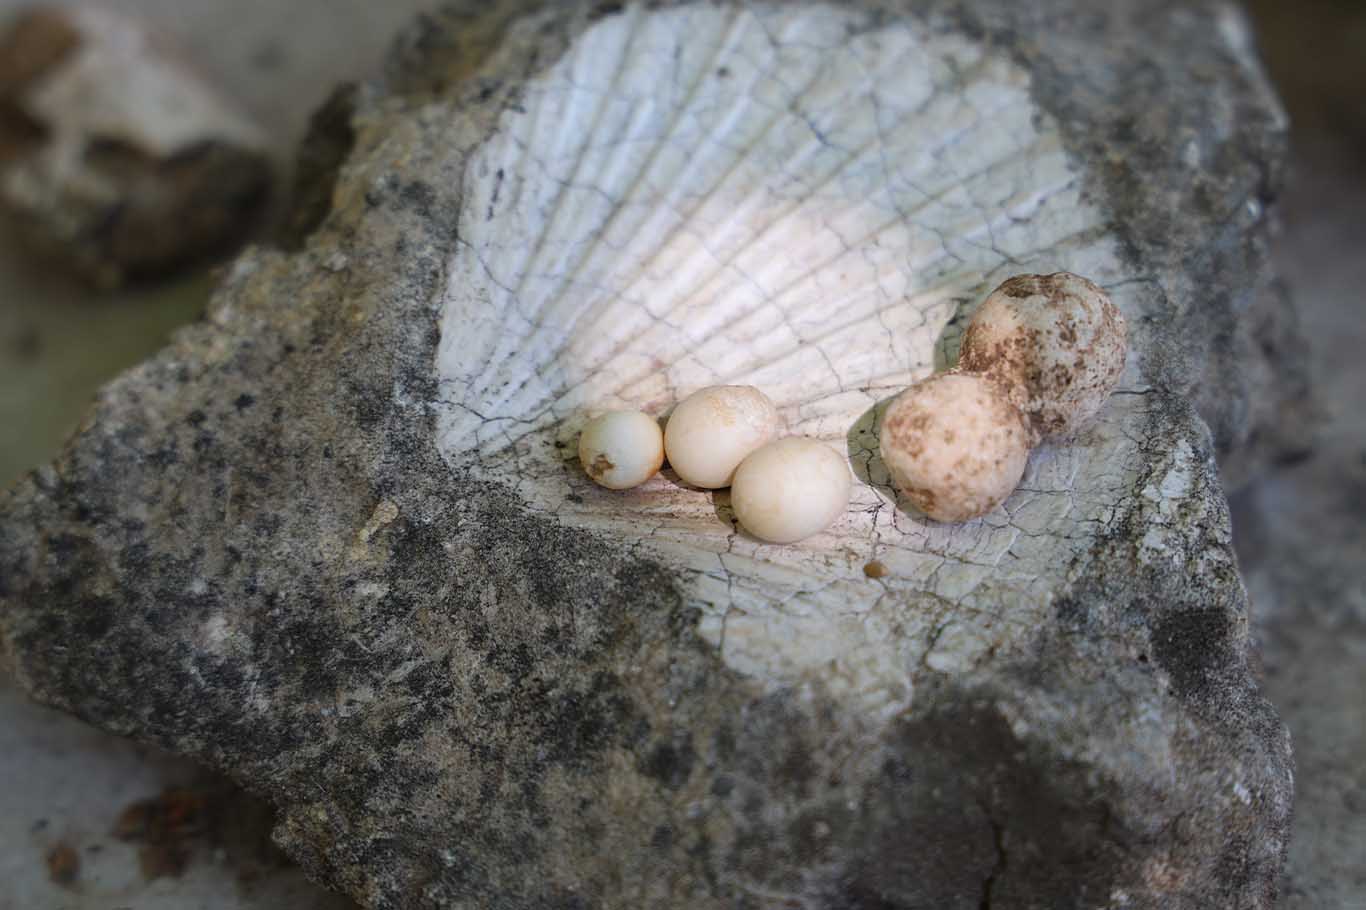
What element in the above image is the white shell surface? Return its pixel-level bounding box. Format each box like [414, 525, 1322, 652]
[731, 437, 851, 544]
[432, 3, 1146, 716]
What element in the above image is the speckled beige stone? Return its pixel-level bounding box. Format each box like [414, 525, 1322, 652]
[960, 272, 1128, 445]
[880, 372, 1030, 522]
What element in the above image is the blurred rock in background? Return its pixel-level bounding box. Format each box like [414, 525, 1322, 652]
[0, 6, 271, 287]
[1235, 1, 1366, 908]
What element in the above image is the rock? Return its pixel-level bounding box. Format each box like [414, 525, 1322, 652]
[0, 6, 271, 287]
[0, 1, 1296, 907]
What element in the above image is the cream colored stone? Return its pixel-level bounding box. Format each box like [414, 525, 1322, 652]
[578, 410, 664, 490]
[731, 437, 851, 544]
[663, 385, 781, 489]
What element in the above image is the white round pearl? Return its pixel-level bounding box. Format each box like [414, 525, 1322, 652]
[578, 410, 664, 490]
[731, 437, 851, 544]
[663, 385, 781, 489]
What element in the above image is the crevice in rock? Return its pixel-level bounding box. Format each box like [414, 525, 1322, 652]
[277, 83, 358, 250]
[978, 811, 1007, 910]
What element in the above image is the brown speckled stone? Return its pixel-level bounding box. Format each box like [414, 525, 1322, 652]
[881, 372, 1030, 522]
[960, 272, 1128, 446]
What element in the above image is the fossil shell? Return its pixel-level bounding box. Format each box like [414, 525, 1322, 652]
[432, 3, 1143, 714]
[0, 2, 1294, 904]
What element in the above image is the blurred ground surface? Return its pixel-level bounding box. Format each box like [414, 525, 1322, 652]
[1235, 1, 1366, 906]
[0, 0, 1362, 907]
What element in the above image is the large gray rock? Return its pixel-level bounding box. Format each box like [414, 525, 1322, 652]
[0, 1, 1300, 907]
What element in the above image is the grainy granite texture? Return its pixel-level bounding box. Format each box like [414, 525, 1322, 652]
[0, 1, 1309, 907]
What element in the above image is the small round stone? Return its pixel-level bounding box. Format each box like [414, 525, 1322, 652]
[663, 385, 782, 489]
[863, 560, 889, 579]
[578, 410, 664, 490]
[880, 372, 1030, 522]
[730, 437, 851, 544]
[959, 272, 1128, 445]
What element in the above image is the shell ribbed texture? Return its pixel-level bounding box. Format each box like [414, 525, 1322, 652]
[434, 3, 1139, 712]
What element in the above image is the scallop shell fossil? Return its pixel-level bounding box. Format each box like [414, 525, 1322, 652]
[435, 3, 1143, 714]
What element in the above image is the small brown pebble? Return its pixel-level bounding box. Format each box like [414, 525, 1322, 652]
[45, 841, 79, 886]
[113, 787, 208, 844]
[113, 786, 213, 881]
[863, 560, 888, 578]
[112, 799, 154, 841]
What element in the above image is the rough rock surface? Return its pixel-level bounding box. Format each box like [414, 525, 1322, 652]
[0, 1, 1301, 908]
[0, 6, 271, 287]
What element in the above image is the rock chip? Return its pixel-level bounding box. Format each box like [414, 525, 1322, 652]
[0, 1, 1301, 907]
[0, 6, 271, 287]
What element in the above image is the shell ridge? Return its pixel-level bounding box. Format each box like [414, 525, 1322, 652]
[539, 127, 1064, 420]
[475, 7, 869, 417]
[486, 7, 751, 382]
[524, 78, 1057, 417]
[467, 3, 647, 392]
